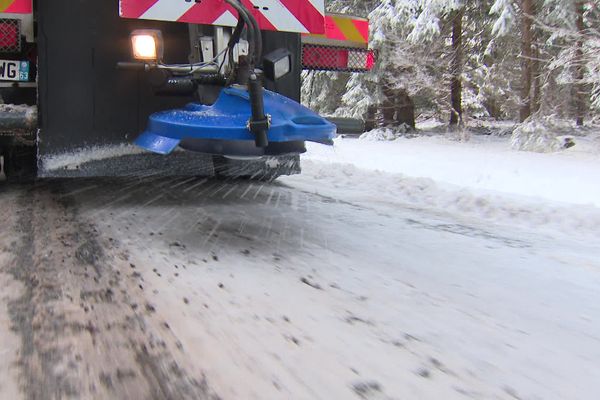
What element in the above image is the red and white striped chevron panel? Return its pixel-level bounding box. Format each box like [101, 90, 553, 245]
[119, 0, 325, 34]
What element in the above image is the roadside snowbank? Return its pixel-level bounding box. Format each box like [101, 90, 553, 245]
[289, 160, 600, 237]
[283, 134, 600, 238]
[302, 134, 600, 207]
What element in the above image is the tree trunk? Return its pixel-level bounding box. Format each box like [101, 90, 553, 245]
[520, 0, 536, 122]
[380, 82, 415, 129]
[365, 104, 377, 131]
[574, 0, 586, 126]
[450, 8, 464, 126]
[395, 89, 415, 129]
[381, 85, 396, 127]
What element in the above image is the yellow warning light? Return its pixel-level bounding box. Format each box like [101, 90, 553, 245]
[131, 30, 163, 61]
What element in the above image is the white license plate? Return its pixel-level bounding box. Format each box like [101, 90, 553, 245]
[0, 60, 29, 81]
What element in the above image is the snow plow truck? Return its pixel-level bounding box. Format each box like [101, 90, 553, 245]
[0, 0, 373, 181]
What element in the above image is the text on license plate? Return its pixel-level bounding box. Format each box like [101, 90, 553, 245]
[0, 60, 29, 81]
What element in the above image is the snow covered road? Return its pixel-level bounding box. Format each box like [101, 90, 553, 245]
[1, 152, 600, 399]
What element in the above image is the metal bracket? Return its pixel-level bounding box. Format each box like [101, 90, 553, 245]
[214, 26, 231, 74]
[233, 40, 249, 62]
[200, 36, 214, 63]
[247, 113, 272, 132]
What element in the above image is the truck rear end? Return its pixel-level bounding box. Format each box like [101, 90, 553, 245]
[0, 0, 371, 181]
[0, 0, 36, 180]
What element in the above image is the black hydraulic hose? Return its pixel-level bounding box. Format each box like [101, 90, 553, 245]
[225, 14, 246, 84]
[223, 0, 269, 147]
[239, 5, 262, 63]
[227, 13, 246, 68]
[224, 0, 253, 64]
[230, 13, 246, 46]
[155, 76, 197, 96]
[248, 73, 269, 147]
[224, 0, 261, 67]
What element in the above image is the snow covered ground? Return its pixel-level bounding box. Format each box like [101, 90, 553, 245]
[68, 171, 599, 400]
[294, 134, 600, 239]
[303, 133, 600, 207]
[1, 131, 599, 399]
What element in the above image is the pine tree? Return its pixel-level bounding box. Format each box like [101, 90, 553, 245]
[301, 0, 600, 132]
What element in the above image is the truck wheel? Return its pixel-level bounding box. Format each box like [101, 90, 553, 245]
[3, 146, 37, 183]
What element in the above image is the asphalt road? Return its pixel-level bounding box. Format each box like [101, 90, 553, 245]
[1, 176, 599, 400]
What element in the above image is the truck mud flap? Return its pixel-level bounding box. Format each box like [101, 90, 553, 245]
[37, 148, 215, 178]
[37, 145, 300, 179]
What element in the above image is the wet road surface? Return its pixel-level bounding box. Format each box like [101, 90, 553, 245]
[1, 176, 599, 400]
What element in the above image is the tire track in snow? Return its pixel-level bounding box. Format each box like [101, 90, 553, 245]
[4, 182, 220, 400]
